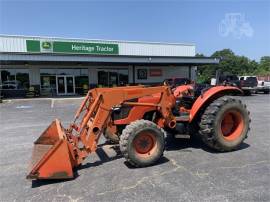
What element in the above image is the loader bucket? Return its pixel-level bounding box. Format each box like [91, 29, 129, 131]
[27, 119, 75, 180]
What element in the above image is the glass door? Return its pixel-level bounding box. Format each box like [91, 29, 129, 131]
[57, 76, 65, 94]
[66, 76, 75, 94]
[56, 75, 75, 95]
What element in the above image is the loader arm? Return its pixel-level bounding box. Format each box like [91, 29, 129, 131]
[71, 86, 176, 157]
[27, 85, 176, 179]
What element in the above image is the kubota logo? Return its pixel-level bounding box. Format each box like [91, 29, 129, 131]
[42, 41, 52, 49]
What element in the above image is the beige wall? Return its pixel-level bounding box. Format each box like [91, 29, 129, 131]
[134, 66, 190, 84]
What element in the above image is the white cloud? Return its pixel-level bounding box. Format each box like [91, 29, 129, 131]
[219, 13, 254, 39]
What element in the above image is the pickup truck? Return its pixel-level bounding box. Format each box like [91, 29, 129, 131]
[238, 76, 258, 95]
[256, 80, 270, 94]
[214, 74, 257, 95]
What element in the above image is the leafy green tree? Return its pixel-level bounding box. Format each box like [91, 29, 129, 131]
[195, 49, 268, 83]
[255, 56, 270, 75]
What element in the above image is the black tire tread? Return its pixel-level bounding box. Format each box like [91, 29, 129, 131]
[199, 96, 251, 151]
[120, 119, 166, 167]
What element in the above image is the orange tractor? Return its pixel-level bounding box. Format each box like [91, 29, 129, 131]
[27, 84, 250, 179]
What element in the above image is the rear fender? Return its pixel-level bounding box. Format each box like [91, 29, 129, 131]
[189, 86, 242, 122]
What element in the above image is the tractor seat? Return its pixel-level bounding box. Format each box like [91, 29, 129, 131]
[173, 95, 196, 116]
[179, 95, 196, 110]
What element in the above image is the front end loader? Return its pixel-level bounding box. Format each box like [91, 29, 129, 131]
[27, 86, 176, 179]
[27, 84, 250, 180]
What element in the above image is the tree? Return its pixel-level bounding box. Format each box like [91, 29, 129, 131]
[255, 56, 270, 75]
[196, 49, 265, 83]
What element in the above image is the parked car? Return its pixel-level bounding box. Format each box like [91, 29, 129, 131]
[0, 80, 27, 98]
[0, 80, 23, 89]
[212, 73, 257, 96]
[238, 76, 258, 95]
[256, 80, 270, 94]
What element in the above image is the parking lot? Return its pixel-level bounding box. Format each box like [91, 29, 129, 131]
[0, 94, 269, 202]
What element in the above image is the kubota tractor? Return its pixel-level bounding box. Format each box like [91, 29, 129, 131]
[27, 84, 250, 180]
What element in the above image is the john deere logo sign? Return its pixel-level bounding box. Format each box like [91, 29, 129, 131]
[42, 41, 52, 49]
[40, 41, 53, 52]
[26, 40, 119, 55]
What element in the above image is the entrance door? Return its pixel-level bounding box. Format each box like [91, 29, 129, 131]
[56, 75, 75, 95]
[57, 76, 65, 94]
[66, 76, 75, 94]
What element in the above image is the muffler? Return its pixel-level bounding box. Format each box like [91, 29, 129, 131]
[27, 119, 75, 179]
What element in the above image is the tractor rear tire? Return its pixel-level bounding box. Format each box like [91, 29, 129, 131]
[120, 120, 165, 167]
[199, 96, 250, 152]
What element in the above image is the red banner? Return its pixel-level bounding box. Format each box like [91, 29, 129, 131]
[149, 69, 162, 77]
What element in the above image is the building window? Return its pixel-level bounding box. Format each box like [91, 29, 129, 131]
[57, 68, 75, 75]
[118, 69, 129, 86]
[40, 69, 57, 95]
[97, 69, 128, 87]
[0, 69, 29, 90]
[74, 69, 89, 94]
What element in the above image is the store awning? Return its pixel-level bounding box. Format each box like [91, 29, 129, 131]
[0, 53, 219, 65]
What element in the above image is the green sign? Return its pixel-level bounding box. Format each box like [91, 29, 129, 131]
[26, 40, 40, 52]
[26, 40, 119, 55]
[53, 41, 119, 55]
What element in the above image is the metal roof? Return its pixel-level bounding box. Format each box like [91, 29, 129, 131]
[0, 34, 195, 46]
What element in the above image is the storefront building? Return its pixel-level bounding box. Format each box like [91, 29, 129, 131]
[0, 35, 219, 97]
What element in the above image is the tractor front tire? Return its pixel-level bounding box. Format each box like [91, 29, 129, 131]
[120, 120, 165, 167]
[199, 96, 250, 152]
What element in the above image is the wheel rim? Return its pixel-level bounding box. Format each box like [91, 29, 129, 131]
[133, 131, 157, 157]
[221, 110, 244, 141]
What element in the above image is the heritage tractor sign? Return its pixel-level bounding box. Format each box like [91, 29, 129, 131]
[26, 40, 119, 55]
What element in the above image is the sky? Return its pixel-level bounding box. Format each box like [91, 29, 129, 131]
[0, 0, 269, 61]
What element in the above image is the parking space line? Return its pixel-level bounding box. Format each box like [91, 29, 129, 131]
[51, 99, 55, 108]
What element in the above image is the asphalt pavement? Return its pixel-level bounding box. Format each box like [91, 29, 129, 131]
[0, 94, 269, 202]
